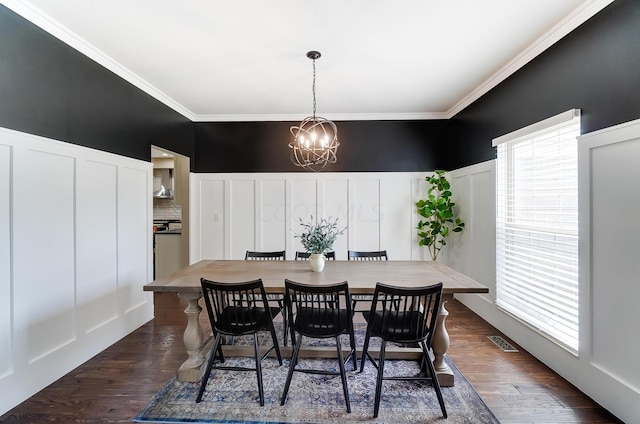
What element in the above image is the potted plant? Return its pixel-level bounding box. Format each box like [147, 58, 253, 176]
[416, 170, 465, 261]
[294, 215, 346, 272]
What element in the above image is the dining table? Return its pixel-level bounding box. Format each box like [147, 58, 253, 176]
[143, 259, 489, 387]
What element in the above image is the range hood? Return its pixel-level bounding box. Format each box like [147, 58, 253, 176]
[153, 168, 174, 199]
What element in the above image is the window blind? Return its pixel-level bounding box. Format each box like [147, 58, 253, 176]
[494, 109, 580, 352]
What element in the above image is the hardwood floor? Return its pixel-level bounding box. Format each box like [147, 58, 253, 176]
[444, 300, 621, 424]
[0, 293, 622, 423]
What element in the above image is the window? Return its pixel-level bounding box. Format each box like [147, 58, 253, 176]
[493, 109, 580, 352]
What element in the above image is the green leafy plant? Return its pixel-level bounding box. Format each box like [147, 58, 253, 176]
[416, 170, 465, 261]
[294, 216, 346, 254]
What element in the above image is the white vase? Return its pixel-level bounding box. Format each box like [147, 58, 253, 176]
[309, 253, 326, 272]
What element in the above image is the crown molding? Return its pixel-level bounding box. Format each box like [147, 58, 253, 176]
[2, 0, 197, 121]
[446, 0, 614, 119]
[192, 111, 448, 122]
[3, 0, 613, 123]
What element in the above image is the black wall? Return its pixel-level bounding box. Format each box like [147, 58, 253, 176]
[449, 0, 640, 170]
[2, 0, 639, 173]
[194, 120, 452, 173]
[0, 5, 193, 163]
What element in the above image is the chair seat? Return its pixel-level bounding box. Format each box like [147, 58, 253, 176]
[296, 308, 352, 338]
[362, 310, 423, 343]
[218, 306, 282, 334]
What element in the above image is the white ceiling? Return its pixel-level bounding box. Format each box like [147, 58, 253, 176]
[4, 0, 613, 122]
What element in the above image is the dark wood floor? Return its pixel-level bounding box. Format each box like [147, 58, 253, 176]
[0, 293, 622, 423]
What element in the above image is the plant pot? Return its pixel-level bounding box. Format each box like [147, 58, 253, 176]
[309, 253, 326, 272]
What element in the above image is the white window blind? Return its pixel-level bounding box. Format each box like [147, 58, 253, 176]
[494, 109, 580, 352]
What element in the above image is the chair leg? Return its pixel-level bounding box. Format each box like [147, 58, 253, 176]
[348, 323, 357, 371]
[254, 333, 265, 406]
[216, 342, 224, 362]
[283, 305, 288, 346]
[373, 341, 387, 418]
[280, 333, 302, 406]
[420, 341, 447, 418]
[196, 333, 222, 403]
[212, 329, 225, 363]
[278, 299, 288, 346]
[268, 320, 283, 365]
[359, 326, 373, 373]
[287, 310, 297, 354]
[335, 337, 351, 413]
[289, 327, 296, 352]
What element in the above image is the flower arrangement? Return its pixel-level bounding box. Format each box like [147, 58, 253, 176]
[295, 215, 346, 254]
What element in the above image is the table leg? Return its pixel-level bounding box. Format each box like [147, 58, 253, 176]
[432, 295, 454, 386]
[177, 293, 211, 382]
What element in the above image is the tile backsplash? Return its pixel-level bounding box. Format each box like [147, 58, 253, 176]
[153, 168, 181, 221]
[154, 198, 181, 220]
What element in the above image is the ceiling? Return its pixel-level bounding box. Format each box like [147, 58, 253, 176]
[4, 0, 612, 122]
[151, 146, 174, 159]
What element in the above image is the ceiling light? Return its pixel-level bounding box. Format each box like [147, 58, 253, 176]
[289, 51, 339, 171]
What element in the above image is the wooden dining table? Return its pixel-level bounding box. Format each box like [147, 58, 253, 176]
[143, 259, 489, 387]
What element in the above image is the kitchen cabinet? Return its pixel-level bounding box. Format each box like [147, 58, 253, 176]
[155, 231, 182, 278]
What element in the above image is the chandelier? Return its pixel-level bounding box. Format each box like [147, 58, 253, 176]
[289, 51, 339, 171]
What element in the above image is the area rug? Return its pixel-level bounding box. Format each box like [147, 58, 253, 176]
[134, 328, 499, 424]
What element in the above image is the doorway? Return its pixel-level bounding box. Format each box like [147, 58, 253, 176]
[151, 146, 190, 278]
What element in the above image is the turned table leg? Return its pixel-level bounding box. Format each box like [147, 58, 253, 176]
[432, 295, 454, 386]
[177, 293, 212, 382]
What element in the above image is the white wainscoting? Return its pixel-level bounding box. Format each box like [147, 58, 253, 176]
[449, 120, 640, 424]
[190, 172, 437, 262]
[441, 160, 496, 301]
[577, 119, 640, 422]
[0, 127, 154, 415]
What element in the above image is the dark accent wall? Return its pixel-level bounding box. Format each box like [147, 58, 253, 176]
[0, 5, 193, 163]
[450, 0, 640, 170]
[2, 1, 639, 173]
[193, 120, 452, 173]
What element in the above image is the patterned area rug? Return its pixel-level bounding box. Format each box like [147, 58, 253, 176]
[134, 328, 499, 424]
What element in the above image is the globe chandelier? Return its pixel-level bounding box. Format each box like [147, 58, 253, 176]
[289, 51, 339, 171]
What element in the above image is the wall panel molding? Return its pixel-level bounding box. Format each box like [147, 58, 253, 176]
[0, 143, 12, 381]
[0, 127, 154, 415]
[190, 172, 439, 262]
[578, 118, 640, 417]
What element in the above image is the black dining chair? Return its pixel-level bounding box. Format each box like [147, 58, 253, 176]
[245, 250, 289, 345]
[294, 251, 336, 260]
[196, 278, 283, 406]
[245, 250, 286, 260]
[348, 250, 388, 311]
[280, 279, 357, 412]
[348, 250, 388, 261]
[360, 281, 447, 418]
